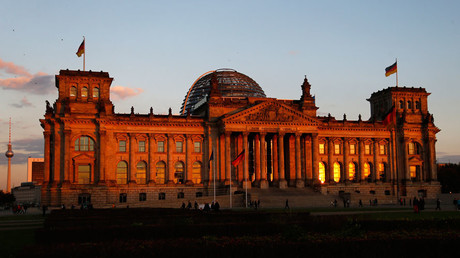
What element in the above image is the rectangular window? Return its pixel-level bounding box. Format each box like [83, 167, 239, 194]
[78, 165, 91, 184]
[334, 144, 340, 155]
[410, 165, 417, 179]
[138, 141, 146, 152]
[119, 140, 126, 152]
[158, 192, 166, 200]
[319, 143, 325, 154]
[119, 193, 127, 203]
[176, 141, 183, 153]
[365, 144, 371, 155]
[139, 193, 147, 202]
[408, 142, 415, 155]
[157, 141, 164, 152]
[349, 144, 356, 155]
[379, 145, 386, 155]
[194, 142, 201, 153]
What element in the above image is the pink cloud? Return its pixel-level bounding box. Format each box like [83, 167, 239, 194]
[10, 96, 34, 108]
[110, 85, 144, 100]
[0, 59, 54, 95]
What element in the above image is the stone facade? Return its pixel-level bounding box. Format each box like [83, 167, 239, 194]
[39, 69, 440, 207]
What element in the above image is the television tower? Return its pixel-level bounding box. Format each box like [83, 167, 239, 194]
[5, 118, 14, 193]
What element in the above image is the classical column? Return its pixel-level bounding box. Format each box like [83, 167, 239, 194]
[343, 138, 350, 182]
[288, 135, 296, 186]
[260, 132, 268, 189]
[295, 133, 304, 188]
[429, 138, 437, 181]
[53, 129, 61, 184]
[328, 138, 333, 183]
[272, 134, 279, 184]
[311, 133, 319, 185]
[278, 133, 287, 188]
[63, 129, 71, 185]
[242, 132, 251, 189]
[304, 136, 312, 184]
[373, 139, 378, 182]
[167, 134, 174, 184]
[99, 130, 107, 184]
[129, 133, 136, 184]
[237, 134, 244, 182]
[225, 132, 232, 185]
[358, 139, 364, 182]
[43, 131, 51, 184]
[403, 137, 410, 182]
[148, 134, 155, 184]
[186, 135, 193, 185]
[254, 133, 261, 185]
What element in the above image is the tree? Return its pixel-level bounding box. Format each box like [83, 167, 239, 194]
[437, 164, 460, 193]
[0, 191, 16, 206]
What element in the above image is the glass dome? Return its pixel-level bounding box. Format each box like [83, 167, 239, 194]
[180, 69, 266, 115]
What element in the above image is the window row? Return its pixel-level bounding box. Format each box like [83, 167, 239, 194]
[319, 143, 387, 155]
[318, 161, 387, 183]
[118, 140, 201, 153]
[70, 86, 99, 98]
[398, 100, 421, 110]
[118, 191, 204, 203]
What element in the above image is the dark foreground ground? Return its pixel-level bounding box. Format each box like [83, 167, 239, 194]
[4, 207, 460, 257]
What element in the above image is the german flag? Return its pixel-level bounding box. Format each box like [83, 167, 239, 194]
[385, 62, 397, 77]
[382, 105, 396, 126]
[76, 39, 85, 57]
[231, 150, 245, 167]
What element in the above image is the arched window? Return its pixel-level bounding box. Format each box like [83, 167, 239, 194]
[70, 86, 77, 97]
[407, 101, 412, 109]
[81, 87, 88, 97]
[319, 162, 326, 184]
[415, 101, 421, 110]
[174, 162, 184, 184]
[192, 162, 202, 184]
[93, 87, 99, 98]
[117, 161, 128, 184]
[333, 162, 341, 182]
[136, 161, 147, 184]
[363, 162, 371, 179]
[348, 162, 356, 181]
[78, 164, 91, 184]
[156, 161, 166, 184]
[399, 100, 404, 109]
[74, 136, 95, 151]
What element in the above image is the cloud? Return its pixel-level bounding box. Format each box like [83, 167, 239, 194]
[110, 85, 144, 100]
[437, 154, 460, 164]
[10, 96, 34, 108]
[288, 50, 299, 56]
[0, 137, 43, 165]
[0, 58, 54, 95]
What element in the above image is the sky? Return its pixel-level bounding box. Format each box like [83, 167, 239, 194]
[1, 0, 459, 191]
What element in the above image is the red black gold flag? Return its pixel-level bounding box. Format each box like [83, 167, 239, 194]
[382, 106, 396, 126]
[385, 62, 397, 77]
[76, 39, 85, 57]
[231, 150, 245, 167]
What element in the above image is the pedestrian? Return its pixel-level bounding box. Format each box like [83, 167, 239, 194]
[359, 199, 363, 207]
[346, 199, 350, 208]
[436, 198, 441, 210]
[180, 202, 185, 209]
[285, 199, 289, 209]
[194, 201, 198, 210]
[42, 205, 47, 216]
[186, 201, 192, 209]
[413, 197, 419, 213]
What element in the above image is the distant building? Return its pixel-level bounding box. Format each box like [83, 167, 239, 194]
[39, 69, 441, 207]
[27, 158, 44, 184]
[11, 182, 41, 205]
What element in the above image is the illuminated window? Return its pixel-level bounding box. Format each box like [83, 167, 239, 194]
[176, 141, 183, 152]
[93, 87, 99, 98]
[194, 142, 201, 153]
[410, 165, 417, 179]
[136, 161, 147, 184]
[408, 142, 419, 155]
[138, 141, 146, 152]
[192, 162, 202, 184]
[363, 162, 371, 178]
[119, 193, 127, 203]
[119, 140, 126, 152]
[157, 141, 164, 152]
[156, 161, 166, 184]
[117, 161, 128, 184]
[349, 144, 356, 155]
[379, 144, 386, 155]
[379, 163, 386, 181]
[70, 86, 77, 97]
[75, 136, 95, 151]
[334, 144, 341, 155]
[81, 87, 88, 97]
[333, 162, 341, 182]
[319, 162, 326, 183]
[139, 193, 147, 202]
[174, 162, 184, 183]
[348, 162, 356, 181]
[78, 165, 90, 184]
[319, 143, 325, 154]
[365, 144, 371, 155]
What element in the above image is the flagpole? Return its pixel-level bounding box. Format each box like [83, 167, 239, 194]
[83, 36, 86, 71]
[395, 58, 398, 87]
[213, 148, 216, 203]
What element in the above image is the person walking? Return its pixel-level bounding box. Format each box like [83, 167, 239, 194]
[285, 199, 290, 210]
[436, 198, 441, 210]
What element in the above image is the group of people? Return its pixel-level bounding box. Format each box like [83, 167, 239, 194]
[12, 204, 28, 214]
[249, 199, 261, 209]
[412, 197, 426, 213]
[181, 200, 220, 212]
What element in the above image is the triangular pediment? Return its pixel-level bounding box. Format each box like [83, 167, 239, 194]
[222, 100, 318, 125]
[408, 156, 424, 163]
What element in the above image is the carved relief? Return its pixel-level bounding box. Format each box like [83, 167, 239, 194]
[245, 105, 295, 122]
